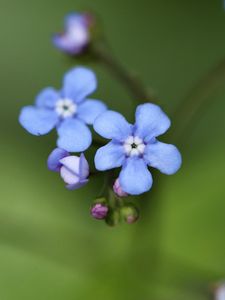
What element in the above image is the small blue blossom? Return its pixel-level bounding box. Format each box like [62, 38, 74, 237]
[94, 103, 182, 195]
[19, 67, 107, 152]
[53, 13, 94, 55]
[47, 148, 89, 190]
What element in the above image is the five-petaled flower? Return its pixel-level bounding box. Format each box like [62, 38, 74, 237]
[53, 12, 94, 55]
[19, 67, 107, 152]
[94, 103, 182, 195]
[47, 148, 89, 190]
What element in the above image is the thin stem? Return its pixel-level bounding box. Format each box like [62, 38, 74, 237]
[171, 56, 225, 143]
[91, 43, 156, 103]
[108, 188, 116, 208]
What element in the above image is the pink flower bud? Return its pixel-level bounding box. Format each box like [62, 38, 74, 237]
[91, 203, 108, 220]
[113, 178, 128, 197]
[120, 204, 139, 224]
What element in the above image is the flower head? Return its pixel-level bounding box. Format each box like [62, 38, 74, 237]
[91, 203, 109, 220]
[19, 67, 107, 152]
[47, 148, 89, 190]
[53, 12, 95, 55]
[94, 103, 182, 195]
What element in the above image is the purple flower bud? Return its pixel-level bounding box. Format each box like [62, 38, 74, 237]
[53, 12, 95, 55]
[113, 178, 128, 197]
[47, 148, 89, 190]
[91, 203, 108, 220]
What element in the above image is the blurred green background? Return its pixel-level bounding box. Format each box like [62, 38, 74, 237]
[0, 0, 225, 299]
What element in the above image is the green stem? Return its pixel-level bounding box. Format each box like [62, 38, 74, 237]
[91, 43, 156, 103]
[171, 56, 225, 143]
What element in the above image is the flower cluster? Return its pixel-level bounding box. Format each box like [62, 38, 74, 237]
[19, 12, 182, 225]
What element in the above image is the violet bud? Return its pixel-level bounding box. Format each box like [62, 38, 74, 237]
[91, 203, 109, 220]
[53, 12, 97, 56]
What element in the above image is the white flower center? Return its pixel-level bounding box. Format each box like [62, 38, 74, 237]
[123, 136, 145, 157]
[55, 98, 77, 118]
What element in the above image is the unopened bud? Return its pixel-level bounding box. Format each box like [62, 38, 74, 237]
[53, 12, 97, 56]
[120, 204, 139, 224]
[113, 178, 128, 197]
[91, 202, 108, 220]
[47, 149, 89, 190]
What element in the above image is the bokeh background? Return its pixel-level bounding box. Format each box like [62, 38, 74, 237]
[0, 0, 225, 299]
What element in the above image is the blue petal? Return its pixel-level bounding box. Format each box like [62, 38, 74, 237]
[36, 88, 59, 108]
[60, 155, 82, 177]
[94, 111, 132, 141]
[52, 34, 84, 55]
[79, 153, 89, 179]
[60, 158, 80, 184]
[19, 106, 58, 136]
[62, 67, 97, 103]
[47, 148, 69, 172]
[57, 118, 92, 152]
[64, 13, 83, 28]
[66, 179, 89, 190]
[119, 157, 153, 195]
[95, 141, 125, 171]
[144, 141, 182, 175]
[77, 99, 107, 125]
[134, 103, 171, 140]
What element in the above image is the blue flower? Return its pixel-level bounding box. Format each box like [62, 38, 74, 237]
[19, 67, 107, 152]
[53, 13, 94, 55]
[94, 103, 182, 195]
[47, 148, 89, 190]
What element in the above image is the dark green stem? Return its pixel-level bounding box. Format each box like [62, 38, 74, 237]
[91, 43, 156, 103]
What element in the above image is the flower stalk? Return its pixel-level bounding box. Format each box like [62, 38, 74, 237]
[90, 42, 156, 103]
[171, 56, 225, 143]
